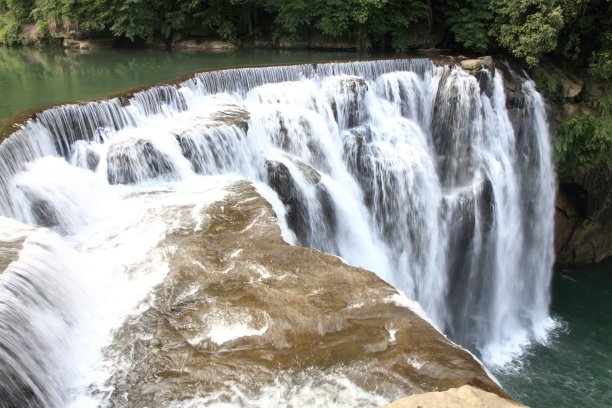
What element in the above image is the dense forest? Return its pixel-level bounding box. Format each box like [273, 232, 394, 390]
[0, 0, 610, 185]
[0, 1, 609, 71]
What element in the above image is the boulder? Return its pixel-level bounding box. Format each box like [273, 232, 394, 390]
[460, 59, 483, 71]
[383, 385, 526, 408]
[460, 56, 494, 73]
[552, 67, 584, 99]
[107, 181, 508, 406]
[479, 56, 494, 70]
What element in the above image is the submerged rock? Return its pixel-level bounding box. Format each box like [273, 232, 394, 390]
[324, 76, 369, 129]
[106, 139, 177, 185]
[168, 106, 250, 174]
[107, 181, 508, 406]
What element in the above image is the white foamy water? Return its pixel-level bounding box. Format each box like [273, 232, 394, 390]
[0, 59, 556, 404]
[173, 368, 392, 408]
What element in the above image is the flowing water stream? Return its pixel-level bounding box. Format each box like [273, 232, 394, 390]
[0, 57, 557, 406]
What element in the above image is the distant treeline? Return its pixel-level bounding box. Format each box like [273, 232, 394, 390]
[1, 0, 610, 72]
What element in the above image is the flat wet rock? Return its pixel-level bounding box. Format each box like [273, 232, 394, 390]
[383, 385, 526, 408]
[107, 180, 507, 406]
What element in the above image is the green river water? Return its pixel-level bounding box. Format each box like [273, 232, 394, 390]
[0, 47, 362, 133]
[495, 260, 612, 407]
[0, 47, 610, 407]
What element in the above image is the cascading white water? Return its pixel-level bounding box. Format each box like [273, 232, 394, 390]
[0, 218, 85, 408]
[0, 58, 556, 404]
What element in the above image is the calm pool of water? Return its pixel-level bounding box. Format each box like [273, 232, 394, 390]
[0, 47, 363, 133]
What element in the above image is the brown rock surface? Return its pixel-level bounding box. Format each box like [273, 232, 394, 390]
[0, 218, 33, 272]
[107, 181, 507, 406]
[382, 385, 527, 408]
[555, 179, 612, 265]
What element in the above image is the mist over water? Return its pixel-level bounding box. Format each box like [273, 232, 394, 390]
[0, 58, 556, 405]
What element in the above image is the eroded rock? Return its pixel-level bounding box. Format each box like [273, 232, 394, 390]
[107, 181, 507, 406]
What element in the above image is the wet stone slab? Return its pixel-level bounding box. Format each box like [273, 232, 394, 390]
[106, 181, 507, 406]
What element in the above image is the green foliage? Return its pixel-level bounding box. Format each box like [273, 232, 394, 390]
[444, 0, 492, 53]
[0, 0, 608, 68]
[589, 32, 612, 80]
[102, 0, 159, 40]
[263, 0, 427, 51]
[491, 0, 564, 67]
[0, 11, 21, 45]
[590, 50, 612, 81]
[368, 0, 427, 52]
[554, 94, 612, 176]
[533, 70, 562, 100]
[4, 0, 33, 21]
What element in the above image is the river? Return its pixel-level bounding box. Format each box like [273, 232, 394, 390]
[0, 47, 362, 134]
[0, 46, 609, 407]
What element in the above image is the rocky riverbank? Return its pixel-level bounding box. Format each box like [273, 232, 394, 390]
[529, 64, 612, 266]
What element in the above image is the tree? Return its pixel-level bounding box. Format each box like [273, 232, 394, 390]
[491, 0, 564, 66]
[444, 0, 492, 53]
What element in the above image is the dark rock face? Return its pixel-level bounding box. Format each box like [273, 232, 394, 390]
[555, 177, 612, 265]
[106, 139, 177, 185]
[266, 159, 310, 243]
[107, 181, 506, 406]
[265, 159, 336, 250]
[525, 61, 611, 266]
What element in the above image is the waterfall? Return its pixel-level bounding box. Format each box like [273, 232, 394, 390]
[0, 58, 555, 381]
[0, 219, 84, 408]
